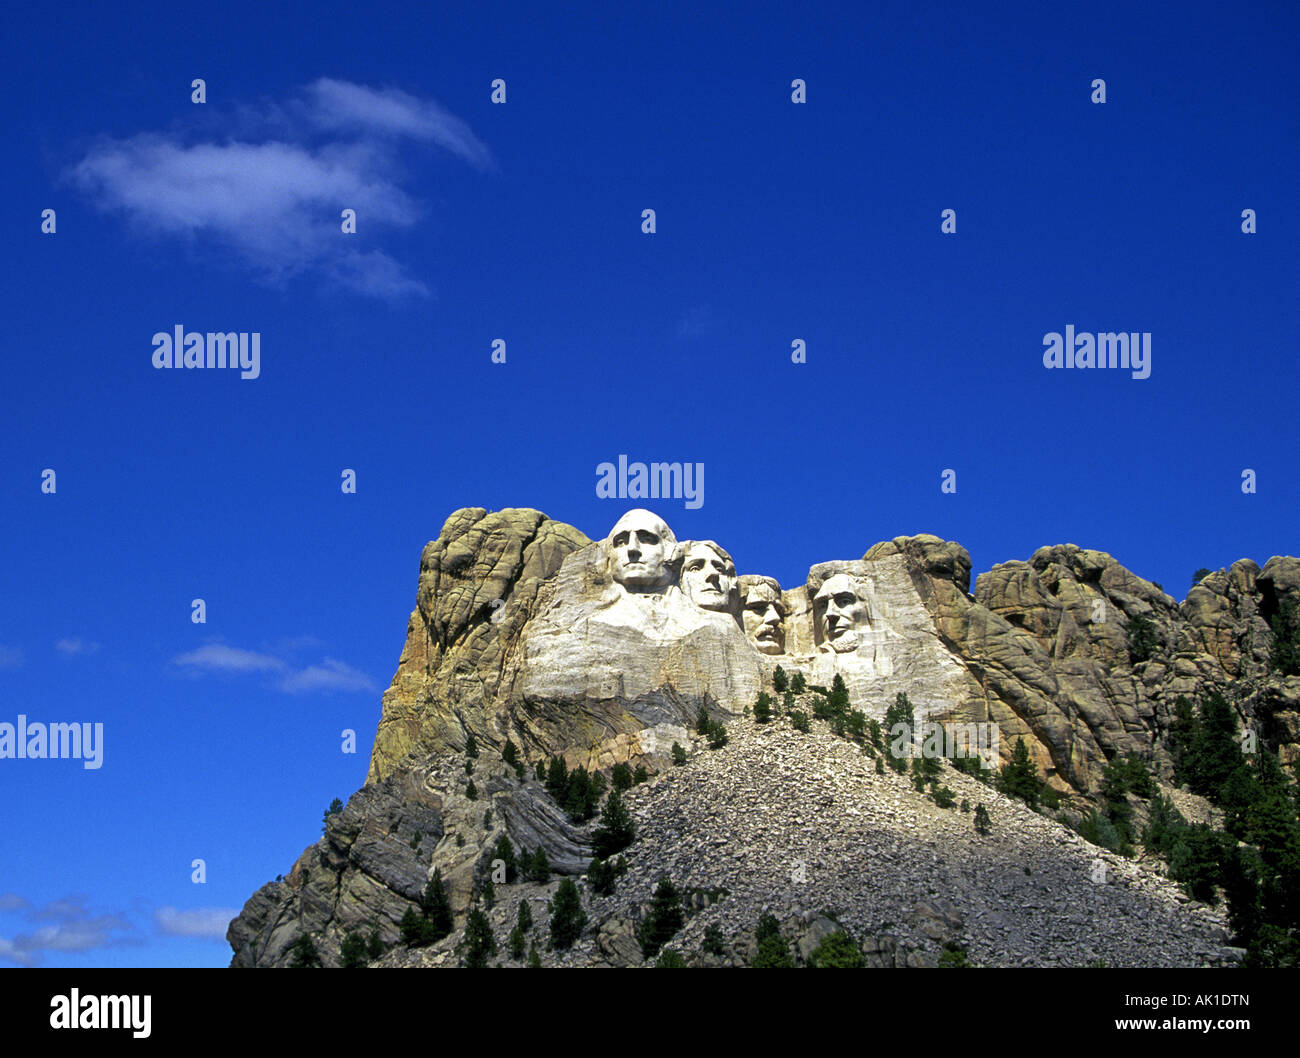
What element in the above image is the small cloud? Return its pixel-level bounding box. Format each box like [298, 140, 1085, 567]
[154, 906, 238, 940]
[0, 645, 23, 670]
[173, 644, 287, 673]
[0, 938, 36, 967]
[0, 896, 136, 965]
[55, 638, 101, 656]
[277, 658, 377, 695]
[0, 893, 28, 912]
[65, 78, 491, 300]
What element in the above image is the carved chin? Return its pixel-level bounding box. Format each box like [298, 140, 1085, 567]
[753, 637, 784, 655]
[823, 633, 859, 653]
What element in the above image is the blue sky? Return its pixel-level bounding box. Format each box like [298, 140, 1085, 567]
[2, 0, 1297, 966]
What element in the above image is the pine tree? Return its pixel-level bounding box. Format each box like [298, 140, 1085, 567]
[702, 923, 726, 957]
[508, 922, 527, 960]
[790, 671, 807, 694]
[481, 877, 496, 908]
[462, 907, 496, 968]
[288, 934, 322, 968]
[884, 693, 915, 772]
[808, 930, 864, 968]
[671, 742, 687, 766]
[592, 789, 636, 858]
[707, 720, 729, 748]
[611, 762, 634, 791]
[655, 948, 687, 967]
[527, 846, 551, 884]
[518, 899, 533, 932]
[527, 941, 542, 967]
[546, 756, 569, 798]
[633, 764, 649, 784]
[466, 778, 478, 801]
[696, 705, 711, 735]
[974, 803, 992, 835]
[366, 928, 384, 960]
[321, 797, 344, 834]
[754, 691, 773, 724]
[998, 738, 1040, 808]
[465, 732, 479, 758]
[751, 914, 794, 968]
[638, 876, 684, 958]
[773, 665, 789, 693]
[549, 878, 587, 950]
[422, 870, 454, 940]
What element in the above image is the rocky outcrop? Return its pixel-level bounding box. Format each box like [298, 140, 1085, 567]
[229, 506, 1296, 966]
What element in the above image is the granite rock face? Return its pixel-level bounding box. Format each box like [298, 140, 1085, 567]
[229, 507, 1296, 966]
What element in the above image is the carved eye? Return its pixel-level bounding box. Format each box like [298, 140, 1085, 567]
[613, 532, 629, 547]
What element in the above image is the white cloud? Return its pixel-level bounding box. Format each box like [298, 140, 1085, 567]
[154, 906, 239, 940]
[172, 643, 375, 695]
[0, 897, 136, 964]
[0, 645, 22, 670]
[278, 658, 377, 695]
[173, 644, 287, 673]
[66, 79, 492, 300]
[55, 637, 101, 656]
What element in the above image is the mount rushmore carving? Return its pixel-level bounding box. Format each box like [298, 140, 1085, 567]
[365, 504, 1300, 804]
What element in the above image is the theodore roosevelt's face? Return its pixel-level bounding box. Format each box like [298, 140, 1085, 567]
[681, 543, 736, 613]
[743, 585, 786, 654]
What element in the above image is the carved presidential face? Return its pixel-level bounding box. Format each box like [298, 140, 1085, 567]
[743, 584, 786, 655]
[606, 509, 676, 590]
[681, 542, 737, 613]
[814, 573, 868, 653]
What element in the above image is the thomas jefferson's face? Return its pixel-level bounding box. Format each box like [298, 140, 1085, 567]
[607, 510, 674, 589]
[814, 574, 867, 653]
[681, 544, 736, 613]
[743, 585, 786, 655]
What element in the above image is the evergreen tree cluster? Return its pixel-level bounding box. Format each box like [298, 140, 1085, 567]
[750, 913, 795, 967]
[549, 878, 587, 950]
[587, 854, 628, 896]
[400, 870, 455, 946]
[545, 756, 607, 822]
[638, 876, 685, 958]
[1126, 612, 1161, 663]
[1149, 689, 1300, 966]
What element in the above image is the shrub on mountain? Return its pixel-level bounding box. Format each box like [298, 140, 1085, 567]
[790, 710, 810, 734]
[973, 804, 992, 835]
[696, 705, 711, 735]
[1271, 598, 1300, 677]
[751, 914, 795, 968]
[288, 934, 322, 968]
[611, 762, 633, 791]
[707, 720, 729, 748]
[999, 738, 1040, 809]
[808, 930, 864, 968]
[465, 732, 478, 758]
[702, 923, 726, 957]
[790, 672, 807, 694]
[754, 692, 773, 724]
[1126, 612, 1160, 663]
[549, 879, 587, 950]
[672, 742, 687, 766]
[321, 797, 343, 834]
[638, 876, 685, 958]
[773, 665, 788, 693]
[525, 847, 551, 884]
[655, 948, 687, 967]
[462, 908, 496, 968]
[587, 855, 627, 897]
[546, 756, 569, 799]
[592, 789, 636, 858]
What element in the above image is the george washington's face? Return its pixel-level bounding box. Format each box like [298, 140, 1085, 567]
[681, 543, 736, 613]
[814, 574, 868, 653]
[606, 509, 676, 590]
[743, 584, 786, 654]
